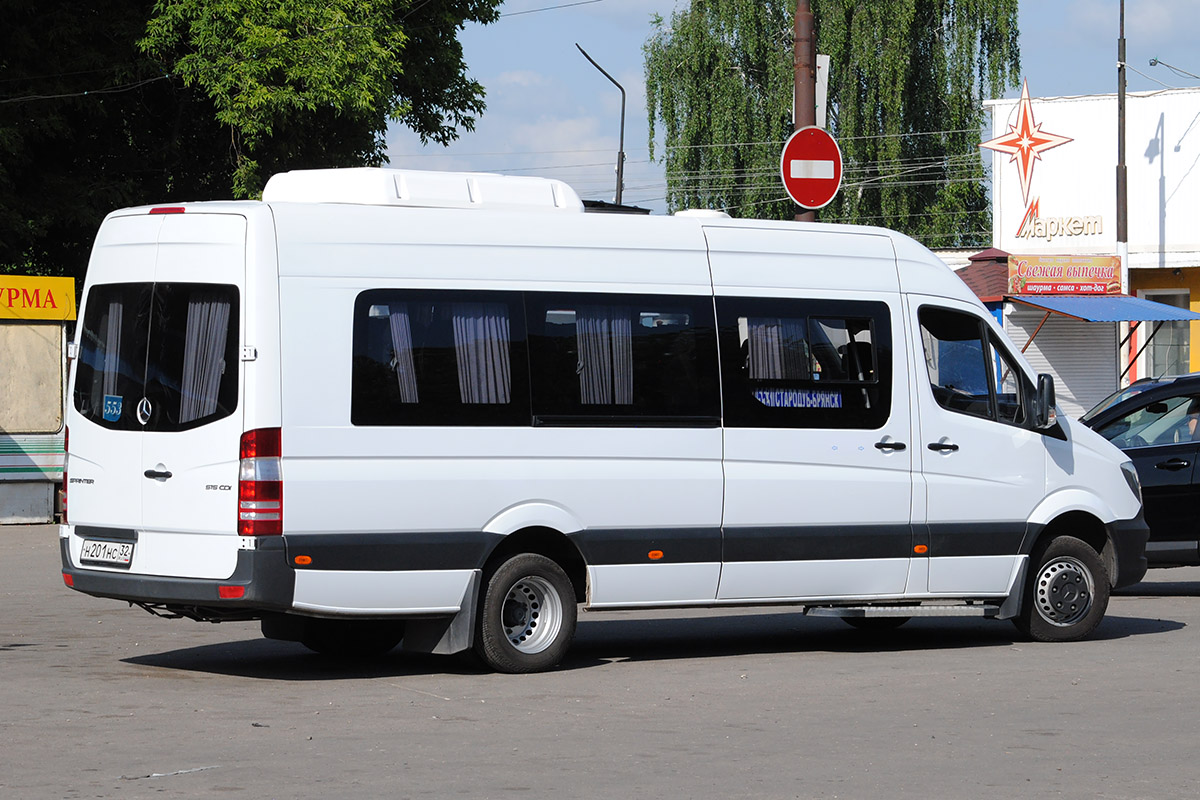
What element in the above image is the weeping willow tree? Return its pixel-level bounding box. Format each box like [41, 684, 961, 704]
[644, 0, 1019, 247]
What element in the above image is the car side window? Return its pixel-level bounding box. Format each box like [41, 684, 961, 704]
[919, 306, 1030, 426]
[717, 296, 892, 429]
[1095, 394, 1200, 448]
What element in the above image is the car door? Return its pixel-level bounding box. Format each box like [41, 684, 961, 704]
[1090, 392, 1200, 555]
[909, 298, 1047, 595]
[715, 292, 914, 600]
[139, 213, 246, 539]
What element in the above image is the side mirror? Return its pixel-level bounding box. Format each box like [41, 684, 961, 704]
[1034, 373, 1057, 429]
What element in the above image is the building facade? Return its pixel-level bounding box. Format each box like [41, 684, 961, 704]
[978, 82, 1200, 415]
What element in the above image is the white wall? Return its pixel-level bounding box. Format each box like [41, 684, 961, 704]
[985, 87, 1200, 271]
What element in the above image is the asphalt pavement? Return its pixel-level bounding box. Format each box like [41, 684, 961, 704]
[3, 523, 1198, 799]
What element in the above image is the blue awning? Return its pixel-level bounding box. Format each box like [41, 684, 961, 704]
[1008, 294, 1200, 322]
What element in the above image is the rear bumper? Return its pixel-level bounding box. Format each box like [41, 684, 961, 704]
[1108, 511, 1150, 589]
[61, 536, 295, 616]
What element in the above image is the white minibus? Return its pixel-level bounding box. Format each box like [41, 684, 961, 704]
[60, 168, 1148, 672]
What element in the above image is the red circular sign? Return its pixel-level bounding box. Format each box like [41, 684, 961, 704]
[780, 126, 843, 210]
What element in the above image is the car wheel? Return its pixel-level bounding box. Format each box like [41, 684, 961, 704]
[1015, 536, 1109, 643]
[475, 553, 577, 673]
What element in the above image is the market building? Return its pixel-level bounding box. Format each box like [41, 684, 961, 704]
[972, 81, 1200, 417]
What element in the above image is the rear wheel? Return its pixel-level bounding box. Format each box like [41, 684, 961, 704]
[475, 553, 577, 673]
[1014, 535, 1109, 642]
[300, 619, 405, 658]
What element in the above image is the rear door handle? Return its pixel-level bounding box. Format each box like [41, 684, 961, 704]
[927, 442, 959, 452]
[144, 469, 173, 480]
[874, 441, 907, 451]
[1155, 458, 1190, 471]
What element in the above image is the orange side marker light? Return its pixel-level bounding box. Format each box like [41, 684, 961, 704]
[648, 550, 664, 561]
[294, 555, 312, 566]
[914, 545, 929, 554]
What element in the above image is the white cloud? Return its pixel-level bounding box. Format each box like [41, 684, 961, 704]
[493, 70, 551, 88]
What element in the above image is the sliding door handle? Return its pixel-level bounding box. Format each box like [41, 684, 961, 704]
[874, 440, 907, 451]
[927, 442, 959, 452]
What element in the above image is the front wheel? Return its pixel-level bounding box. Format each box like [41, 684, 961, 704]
[475, 553, 577, 673]
[1014, 536, 1110, 642]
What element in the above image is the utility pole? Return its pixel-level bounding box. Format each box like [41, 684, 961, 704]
[1117, 0, 1131, 383]
[576, 44, 625, 206]
[1117, 0, 1128, 291]
[793, 0, 816, 222]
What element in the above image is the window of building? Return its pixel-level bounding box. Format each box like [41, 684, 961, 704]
[718, 297, 891, 429]
[1141, 290, 1190, 377]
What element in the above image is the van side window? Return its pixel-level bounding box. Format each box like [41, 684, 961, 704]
[919, 306, 1029, 425]
[526, 292, 720, 426]
[717, 298, 892, 429]
[351, 290, 528, 426]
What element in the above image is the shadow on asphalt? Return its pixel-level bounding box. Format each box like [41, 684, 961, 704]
[122, 609, 1183, 679]
[1116, 580, 1200, 597]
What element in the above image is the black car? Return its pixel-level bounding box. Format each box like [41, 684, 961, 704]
[1082, 374, 1200, 566]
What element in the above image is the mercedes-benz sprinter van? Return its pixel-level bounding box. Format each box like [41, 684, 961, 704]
[61, 168, 1149, 672]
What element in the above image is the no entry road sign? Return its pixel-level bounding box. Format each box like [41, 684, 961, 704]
[780, 126, 843, 210]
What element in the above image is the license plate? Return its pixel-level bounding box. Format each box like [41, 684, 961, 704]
[80, 539, 134, 567]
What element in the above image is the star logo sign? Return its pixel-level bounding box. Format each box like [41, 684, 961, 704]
[980, 79, 1073, 204]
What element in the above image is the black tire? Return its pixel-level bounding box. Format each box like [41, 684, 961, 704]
[300, 619, 405, 658]
[842, 616, 910, 631]
[1014, 535, 1110, 643]
[475, 553, 577, 673]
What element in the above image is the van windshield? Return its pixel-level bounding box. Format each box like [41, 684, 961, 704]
[73, 282, 239, 432]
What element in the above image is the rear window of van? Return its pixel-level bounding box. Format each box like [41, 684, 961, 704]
[73, 282, 239, 431]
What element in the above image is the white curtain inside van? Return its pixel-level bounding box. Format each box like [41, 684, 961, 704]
[576, 306, 633, 405]
[102, 301, 124, 398]
[179, 293, 231, 424]
[452, 302, 511, 404]
[387, 305, 420, 404]
[747, 318, 808, 380]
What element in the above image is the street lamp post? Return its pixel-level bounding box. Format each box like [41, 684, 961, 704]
[576, 43, 626, 206]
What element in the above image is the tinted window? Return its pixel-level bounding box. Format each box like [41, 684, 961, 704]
[718, 297, 892, 429]
[919, 306, 1030, 426]
[352, 289, 528, 426]
[527, 292, 719, 426]
[73, 282, 239, 431]
[1095, 394, 1200, 448]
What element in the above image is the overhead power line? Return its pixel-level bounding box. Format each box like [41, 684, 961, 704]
[0, 74, 171, 105]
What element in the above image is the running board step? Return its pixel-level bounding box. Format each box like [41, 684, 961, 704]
[806, 604, 1001, 619]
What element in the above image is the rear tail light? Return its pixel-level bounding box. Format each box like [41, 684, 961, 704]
[238, 428, 282, 536]
[62, 426, 69, 523]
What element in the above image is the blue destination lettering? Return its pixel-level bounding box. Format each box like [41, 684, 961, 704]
[753, 389, 843, 409]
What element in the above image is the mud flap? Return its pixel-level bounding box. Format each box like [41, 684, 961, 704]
[402, 570, 480, 655]
[996, 558, 1028, 620]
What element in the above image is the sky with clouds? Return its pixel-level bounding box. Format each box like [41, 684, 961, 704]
[386, 0, 1200, 214]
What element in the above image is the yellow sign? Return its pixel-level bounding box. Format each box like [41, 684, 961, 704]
[0, 276, 76, 321]
[1008, 254, 1122, 296]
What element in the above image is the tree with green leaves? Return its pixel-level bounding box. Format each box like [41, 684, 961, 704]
[0, 0, 500, 278]
[644, 0, 1020, 248]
